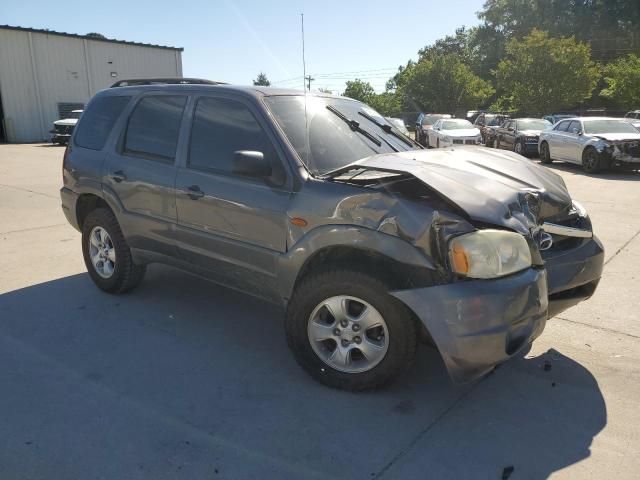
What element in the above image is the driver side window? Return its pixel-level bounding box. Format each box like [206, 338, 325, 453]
[555, 121, 570, 132]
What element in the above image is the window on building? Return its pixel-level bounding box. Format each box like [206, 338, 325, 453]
[57, 102, 85, 120]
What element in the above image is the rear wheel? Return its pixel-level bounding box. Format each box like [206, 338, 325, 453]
[82, 208, 146, 293]
[285, 269, 417, 391]
[436, 138, 440, 148]
[539, 142, 553, 164]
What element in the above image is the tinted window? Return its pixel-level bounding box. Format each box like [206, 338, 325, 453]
[555, 121, 571, 132]
[189, 97, 278, 176]
[567, 121, 582, 134]
[124, 96, 186, 161]
[74, 96, 130, 150]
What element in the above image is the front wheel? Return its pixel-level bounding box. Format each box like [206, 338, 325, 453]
[539, 142, 553, 164]
[582, 147, 605, 173]
[285, 270, 417, 391]
[514, 140, 524, 155]
[82, 208, 146, 293]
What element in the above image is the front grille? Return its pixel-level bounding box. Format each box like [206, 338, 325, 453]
[464, 139, 476, 145]
[54, 124, 74, 135]
[453, 139, 463, 145]
[541, 213, 591, 256]
[618, 142, 640, 158]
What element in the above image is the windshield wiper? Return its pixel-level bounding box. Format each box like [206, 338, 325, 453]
[357, 110, 417, 148]
[326, 105, 382, 147]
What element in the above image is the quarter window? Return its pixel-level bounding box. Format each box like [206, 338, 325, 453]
[124, 96, 187, 161]
[188, 97, 278, 176]
[74, 96, 130, 150]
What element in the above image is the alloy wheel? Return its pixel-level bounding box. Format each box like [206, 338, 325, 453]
[307, 296, 389, 373]
[88, 226, 116, 278]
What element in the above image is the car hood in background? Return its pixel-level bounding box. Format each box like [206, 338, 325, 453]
[53, 118, 79, 126]
[520, 129, 545, 136]
[440, 128, 480, 137]
[330, 148, 573, 232]
[591, 132, 640, 142]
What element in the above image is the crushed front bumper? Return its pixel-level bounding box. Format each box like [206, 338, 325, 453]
[391, 236, 604, 384]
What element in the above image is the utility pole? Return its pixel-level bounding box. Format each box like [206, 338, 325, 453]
[305, 75, 314, 91]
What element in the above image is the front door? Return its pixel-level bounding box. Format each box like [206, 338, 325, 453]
[174, 95, 291, 301]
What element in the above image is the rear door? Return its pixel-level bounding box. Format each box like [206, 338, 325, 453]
[174, 94, 291, 301]
[561, 120, 584, 164]
[103, 93, 187, 256]
[501, 120, 515, 149]
[548, 120, 571, 160]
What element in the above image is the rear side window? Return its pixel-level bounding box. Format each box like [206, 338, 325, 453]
[124, 96, 187, 161]
[188, 97, 278, 175]
[74, 96, 130, 150]
[555, 121, 570, 132]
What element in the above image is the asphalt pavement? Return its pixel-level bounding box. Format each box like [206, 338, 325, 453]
[1, 143, 639, 479]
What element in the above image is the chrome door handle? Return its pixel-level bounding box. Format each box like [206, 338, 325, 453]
[186, 185, 204, 200]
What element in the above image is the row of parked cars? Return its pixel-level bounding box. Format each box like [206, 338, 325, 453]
[412, 110, 640, 173]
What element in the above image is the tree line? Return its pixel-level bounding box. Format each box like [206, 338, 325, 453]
[343, 0, 640, 117]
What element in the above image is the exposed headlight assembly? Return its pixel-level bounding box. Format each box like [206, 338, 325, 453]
[571, 200, 588, 217]
[449, 230, 532, 279]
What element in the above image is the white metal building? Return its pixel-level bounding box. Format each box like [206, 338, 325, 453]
[0, 25, 183, 142]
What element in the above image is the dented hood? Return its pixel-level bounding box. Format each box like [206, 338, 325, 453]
[331, 148, 573, 232]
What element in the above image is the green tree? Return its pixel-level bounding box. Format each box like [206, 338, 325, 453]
[343, 79, 376, 104]
[253, 72, 271, 86]
[494, 30, 599, 115]
[402, 54, 494, 114]
[600, 54, 640, 106]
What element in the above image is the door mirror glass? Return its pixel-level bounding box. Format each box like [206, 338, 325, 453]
[232, 150, 272, 178]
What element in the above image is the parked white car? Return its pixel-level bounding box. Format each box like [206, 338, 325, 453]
[50, 110, 82, 145]
[538, 117, 640, 173]
[427, 118, 482, 148]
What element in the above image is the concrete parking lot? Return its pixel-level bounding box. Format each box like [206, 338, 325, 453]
[1, 143, 639, 479]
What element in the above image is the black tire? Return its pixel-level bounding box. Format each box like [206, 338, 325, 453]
[486, 137, 494, 148]
[514, 140, 524, 155]
[424, 132, 430, 148]
[285, 269, 418, 391]
[582, 147, 604, 174]
[539, 141, 553, 164]
[436, 138, 440, 148]
[81, 208, 146, 294]
[495, 138, 501, 150]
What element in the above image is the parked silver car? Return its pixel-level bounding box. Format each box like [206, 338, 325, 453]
[538, 117, 640, 173]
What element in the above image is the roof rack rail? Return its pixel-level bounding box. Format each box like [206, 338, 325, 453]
[110, 78, 226, 88]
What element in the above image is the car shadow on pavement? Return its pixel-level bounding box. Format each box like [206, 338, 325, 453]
[0, 265, 606, 479]
[536, 160, 640, 180]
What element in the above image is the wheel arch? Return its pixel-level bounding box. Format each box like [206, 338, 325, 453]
[75, 193, 113, 229]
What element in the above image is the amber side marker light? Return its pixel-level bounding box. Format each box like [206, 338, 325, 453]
[450, 243, 470, 275]
[290, 217, 308, 227]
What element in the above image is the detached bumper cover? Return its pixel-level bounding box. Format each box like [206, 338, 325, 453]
[392, 268, 548, 383]
[391, 236, 603, 384]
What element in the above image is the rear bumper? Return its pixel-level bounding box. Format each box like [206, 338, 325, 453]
[391, 236, 604, 384]
[60, 187, 80, 231]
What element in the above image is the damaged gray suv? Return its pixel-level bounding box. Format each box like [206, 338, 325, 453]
[61, 80, 604, 390]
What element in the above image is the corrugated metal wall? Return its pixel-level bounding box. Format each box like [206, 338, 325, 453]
[0, 28, 182, 142]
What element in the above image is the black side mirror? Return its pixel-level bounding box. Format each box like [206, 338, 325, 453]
[232, 150, 272, 178]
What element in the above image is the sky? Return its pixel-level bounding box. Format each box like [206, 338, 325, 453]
[1, 0, 485, 93]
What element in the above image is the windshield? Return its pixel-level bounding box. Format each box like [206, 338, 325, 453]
[518, 119, 551, 130]
[583, 120, 639, 134]
[387, 118, 408, 132]
[265, 95, 416, 174]
[441, 119, 474, 130]
[422, 114, 447, 126]
[487, 116, 506, 126]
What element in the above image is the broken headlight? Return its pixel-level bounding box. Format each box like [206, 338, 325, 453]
[448, 230, 532, 279]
